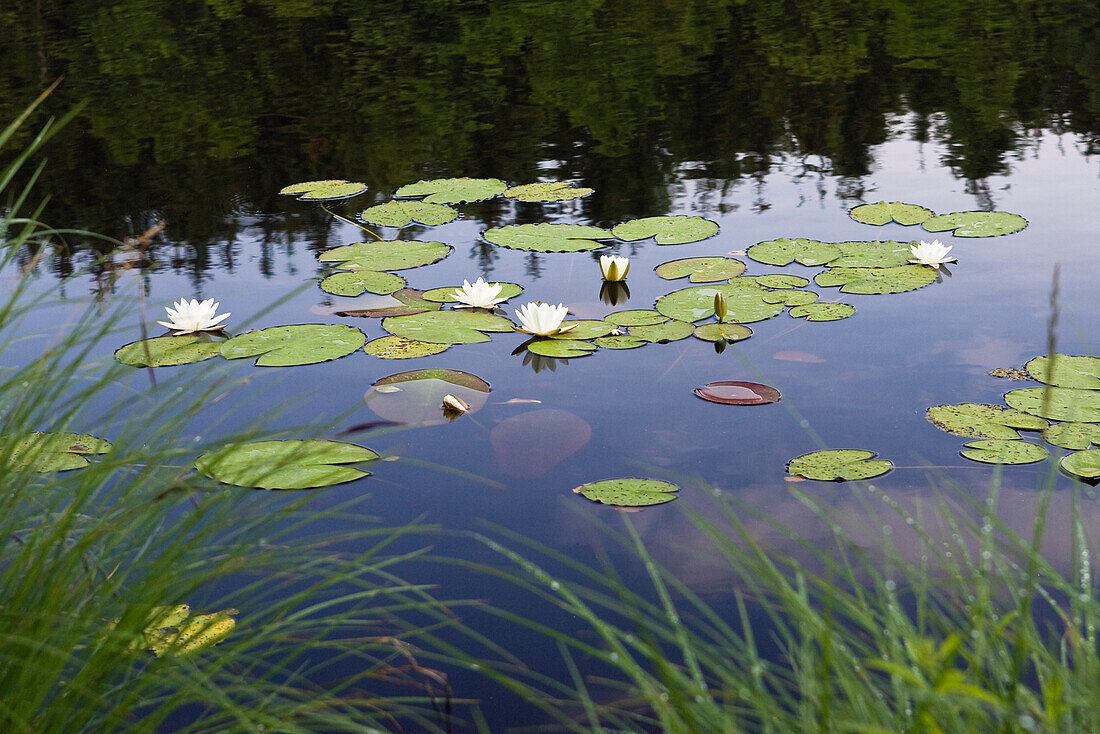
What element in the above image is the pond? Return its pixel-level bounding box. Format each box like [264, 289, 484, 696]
[3, 1, 1100, 730]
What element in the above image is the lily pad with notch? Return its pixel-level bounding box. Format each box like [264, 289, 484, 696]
[115, 335, 224, 367]
[828, 241, 913, 268]
[605, 309, 668, 327]
[921, 211, 1028, 237]
[611, 216, 719, 245]
[627, 320, 694, 343]
[746, 238, 842, 267]
[279, 180, 367, 200]
[549, 320, 615, 340]
[484, 223, 614, 253]
[693, 323, 753, 342]
[656, 283, 785, 323]
[960, 439, 1048, 465]
[363, 336, 451, 360]
[1004, 387, 1100, 423]
[320, 270, 406, 297]
[527, 339, 598, 358]
[1043, 422, 1100, 450]
[221, 324, 366, 366]
[504, 182, 593, 202]
[1025, 354, 1100, 390]
[318, 240, 452, 272]
[1061, 449, 1100, 482]
[395, 177, 506, 204]
[849, 201, 935, 226]
[382, 310, 515, 344]
[787, 449, 892, 481]
[927, 403, 1048, 439]
[741, 274, 812, 289]
[762, 291, 819, 307]
[359, 200, 459, 227]
[592, 335, 647, 349]
[789, 303, 855, 321]
[695, 381, 779, 405]
[3, 431, 112, 472]
[423, 282, 524, 304]
[573, 478, 680, 507]
[365, 368, 491, 425]
[195, 439, 379, 489]
[814, 265, 937, 294]
[655, 257, 746, 282]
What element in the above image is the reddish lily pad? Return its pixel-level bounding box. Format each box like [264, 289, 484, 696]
[694, 381, 780, 405]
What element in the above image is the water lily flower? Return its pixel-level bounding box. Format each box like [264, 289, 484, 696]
[599, 255, 630, 282]
[157, 298, 230, 334]
[908, 240, 957, 269]
[514, 302, 575, 337]
[452, 277, 507, 309]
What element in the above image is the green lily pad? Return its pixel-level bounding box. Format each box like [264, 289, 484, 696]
[279, 180, 367, 200]
[655, 257, 746, 282]
[787, 449, 892, 481]
[592, 335, 647, 349]
[960, 440, 1049, 465]
[829, 241, 913, 268]
[527, 339, 598, 358]
[221, 324, 366, 366]
[366, 369, 490, 425]
[363, 336, 451, 359]
[318, 240, 452, 271]
[115, 335, 224, 367]
[605, 310, 668, 327]
[196, 439, 378, 489]
[742, 274, 811, 289]
[359, 200, 459, 227]
[396, 177, 506, 204]
[572, 478, 680, 507]
[693, 323, 753, 342]
[656, 283, 785, 323]
[1025, 354, 1100, 390]
[921, 211, 1028, 237]
[549, 320, 615, 340]
[789, 303, 855, 321]
[382, 310, 514, 344]
[1061, 450, 1100, 481]
[849, 201, 935, 226]
[504, 182, 594, 202]
[814, 265, 937, 294]
[746, 238, 841, 267]
[333, 289, 441, 318]
[611, 216, 719, 245]
[1042, 422, 1100, 450]
[3, 431, 112, 472]
[144, 605, 236, 657]
[762, 291, 819, 306]
[927, 404, 1049, 439]
[422, 282, 523, 303]
[627, 320, 694, 343]
[483, 223, 613, 253]
[1004, 387, 1100, 423]
[319, 270, 406, 297]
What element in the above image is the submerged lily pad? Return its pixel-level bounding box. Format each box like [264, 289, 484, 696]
[1061, 450, 1100, 481]
[927, 403, 1048, 439]
[366, 369, 490, 425]
[334, 289, 441, 318]
[280, 180, 367, 200]
[115, 335, 224, 367]
[484, 223, 613, 253]
[363, 336, 451, 359]
[320, 270, 406, 297]
[1025, 354, 1100, 390]
[960, 439, 1048, 465]
[693, 323, 753, 342]
[787, 449, 892, 481]
[491, 409, 591, 477]
[627, 320, 694, 343]
[3, 431, 112, 472]
[1004, 387, 1100, 423]
[746, 238, 842, 267]
[382, 310, 514, 344]
[656, 283, 784, 323]
[814, 265, 937, 294]
[422, 282, 523, 303]
[396, 177, 506, 204]
[359, 200, 459, 227]
[1043, 422, 1100, 450]
[789, 303, 855, 321]
[655, 257, 746, 282]
[527, 339, 597, 358]
[504, 182, 593, 202]
[605, 310, 668, 327]
[319, 240, 452, 271]
[221, 324, 366, 366]
[921, 211, 1028, 237]
[695, 381, 780, 405]
[612, 216, 718, 245]
[196, 439, 378, 489]
[849, 201, 934, 226]
[573, 478, 680, 507]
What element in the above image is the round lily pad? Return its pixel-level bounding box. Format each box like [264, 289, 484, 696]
[1004, 387, 1100, 423]
[366, 369, 490, 425]
[359, 200, 459, 227]
[319, 240, 452, 272]
[1061, 450, 1100, 481]
[789, 303, 855, 321]
[849, 201, 935, 226]
[787, 449, 892, 481]
[382, 310, 515, 344]
[483, 223, 614, 253]
[3, 431, 112, 472]
[491, 409, 591, 476]
[627, 320, 694, 343]
[921, 211, 1028, 237]
[423, 282, 523, 303]
[829, 241, 913, 268]
[605, 310, 668, 327]
[115, 335, 224, 367]
[320, 270, 406, 297]
[549, 320, 615, 340]
[814, 265, 937, 294]
[611, 216, 719, 245]
[655, 257, 746, 282]
[927, 403, 1048, 439]
[280, 179, 350, 195]
[395, 177, 506, 204]
[195, 439, 378, 490]
[363, 336, 451, 359]
[762, 291, 819, 307]
[694, 381, 780, 405]
[693, 323, 753, 342]
[1025, 354, 1100, 390]
[527, 339, 598, 358]
[592, 335, 647, 349]
[334, 289, 441, 318]
[746, 238, 841, 267]
[743, 274, 812, 289]
[221, 324, 366, 366]
[280, 180, 367, 200]
[960, 440, 1048, 465]
[572, 478, 680, 507]
[656, 283, 785, 323]
[1042, 422, 1100, 450]
[504, 182, 593, 202]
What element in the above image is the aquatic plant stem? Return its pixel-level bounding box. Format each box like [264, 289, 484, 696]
[321, 202, 382, 241]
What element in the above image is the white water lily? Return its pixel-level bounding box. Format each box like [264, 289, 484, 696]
[514, 302, 575, 337]
[599, 254, 630, 282]
[908, 239, 957, 269]
[452, 277, 507, 309]
[157, 298, 230, 334]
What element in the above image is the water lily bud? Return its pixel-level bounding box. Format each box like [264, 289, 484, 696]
[713, 292, 728, 321]
[442, 394, 469, 413]
[599, 255, 630, 282]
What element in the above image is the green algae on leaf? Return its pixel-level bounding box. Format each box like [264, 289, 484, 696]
[927, 403, 1048, 439]
[196, 439, 378, 490]
[655, 256, 747, 282]
[1042, 422, 1100, 450]
[423, 282, 523, 303]
[789, 303, 855, 321]
[573, 477, 680, 507]
[960, 439, 1048, 465]
[921, 211, 1028, 237]
[787, 449, 892, 481]
[318, 240, 452, 271]
[396, 177, 506, 204]
[363, 336, 451, 359]
[1025, 354, 1100, 390]
[320, 270, 406, 297]
[656, 283, 785, 323]
[1061, 449, 1100, 481]
[746, 238, 842, 267]
[1004, 387, 1100, 423]
[627, 320, 694, 343]
[592, 335, 647, 349]
[115, 335, 223, 367]
[693, 323, 753, 342]
[814, 264, 937, 294]
[605, 309, 668, 327]
[483, 223, 613, 252]
[221, 324, 366, 366]
[359, 200, 459, 227]
[611, 216, 719, 245]
[382, 310, 514, 344]
[3, 432, 112, 472]
[279, 179, 367, 200]
[527, 339, 598, 358]
[849, 201, 935, 226]
[504, 181, 593, 202]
